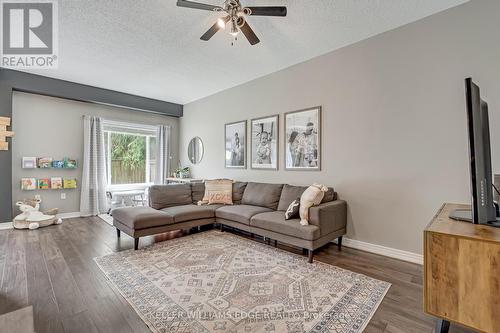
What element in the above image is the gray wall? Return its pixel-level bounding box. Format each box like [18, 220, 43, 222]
[180, 0, 500, 254]
[0, 69, 182, 222]
[12, 92, 179, 215]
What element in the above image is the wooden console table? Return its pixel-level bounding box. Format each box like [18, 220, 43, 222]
[166, 177, 203, 184]
[424, 203, 500, 333]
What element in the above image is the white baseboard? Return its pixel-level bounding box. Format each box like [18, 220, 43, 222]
[338, 237, 423, 265]
[56, 212, 81, 219]
[0, 212, 81, 231]
[0, 222, 13, 230]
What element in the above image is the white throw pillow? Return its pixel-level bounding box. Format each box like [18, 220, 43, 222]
[299, 183, 328, 225]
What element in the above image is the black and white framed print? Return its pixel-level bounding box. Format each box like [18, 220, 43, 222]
[251, 115, 278, 170]
[225, 120, 247, 168]
[285, 106, 321, 171]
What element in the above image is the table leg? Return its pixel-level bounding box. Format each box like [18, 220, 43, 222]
[436, 319, 450, 333]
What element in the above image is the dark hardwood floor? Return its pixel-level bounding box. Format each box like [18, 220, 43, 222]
[0, 217, 473, 333]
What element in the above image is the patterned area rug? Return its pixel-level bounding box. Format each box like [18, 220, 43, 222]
[95, 231, 390, 333]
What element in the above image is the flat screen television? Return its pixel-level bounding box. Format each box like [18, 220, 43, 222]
[450, 78, 500, 227]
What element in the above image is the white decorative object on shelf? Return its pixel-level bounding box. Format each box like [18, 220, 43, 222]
[22, 157, 37, 169]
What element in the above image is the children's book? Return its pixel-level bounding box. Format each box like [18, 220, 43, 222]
[22, 157, 37, 169]
[21, 178, 37, 190]
[37, 178, 50, 189]
[51, 177, 63, 189]
[52, 160, 65, 168]
[63, 178, 77, 189]
[38, 157, 53, 168]
[64, 158, 77, 169]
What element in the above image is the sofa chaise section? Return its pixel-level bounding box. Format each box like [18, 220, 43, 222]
[114, 184, 219, 249]
[112, 206, 174, 249]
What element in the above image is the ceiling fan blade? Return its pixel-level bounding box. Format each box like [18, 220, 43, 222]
[246, 6, 287, 17]
[239, 19, 260, 45]
[200, 16, 230, 41]
[177, 0, 222, 11]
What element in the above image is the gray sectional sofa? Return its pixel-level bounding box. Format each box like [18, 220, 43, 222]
[112, 182, 347, 262]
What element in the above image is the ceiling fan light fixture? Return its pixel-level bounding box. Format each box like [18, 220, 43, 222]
[230, 19, 239, 36]
[217, 17, 226, 29]
[177, 0, 286, 46]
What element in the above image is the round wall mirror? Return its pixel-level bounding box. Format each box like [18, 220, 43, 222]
[188, 137, 204, 164]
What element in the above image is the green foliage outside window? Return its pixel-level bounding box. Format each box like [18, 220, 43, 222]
[111, 133, 146, 170]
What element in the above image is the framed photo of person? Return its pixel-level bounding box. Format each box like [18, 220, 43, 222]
[225, 120, 247, 169]
[285, 106, 321, 171]
[251, 115, 278, 170]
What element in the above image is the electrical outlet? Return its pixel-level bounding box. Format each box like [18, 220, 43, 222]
[61, 193, 66, 200]
[34, 194, 41, 200]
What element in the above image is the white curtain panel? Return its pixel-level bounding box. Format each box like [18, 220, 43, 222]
[155, 125, 171, 185]
[80, 116, 108, 216]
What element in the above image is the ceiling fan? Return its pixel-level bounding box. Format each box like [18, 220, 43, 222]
[176, 0, 287, 45]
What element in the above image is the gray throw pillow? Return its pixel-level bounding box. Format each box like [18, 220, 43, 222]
[284, 198, 300, 220]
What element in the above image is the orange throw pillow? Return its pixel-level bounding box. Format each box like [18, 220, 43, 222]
[202, 179, 233, 205]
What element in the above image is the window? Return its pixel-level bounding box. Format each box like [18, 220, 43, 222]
[103, 121, 158, 188]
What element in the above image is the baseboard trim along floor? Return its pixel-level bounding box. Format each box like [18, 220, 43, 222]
[56, 211, 82, 219]
[338, 237, 423, 265]
[0, 222, 13, 230]
[0, 212, 82, 230]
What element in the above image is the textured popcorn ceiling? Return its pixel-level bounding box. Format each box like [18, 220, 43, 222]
[24, 0, 468, 104]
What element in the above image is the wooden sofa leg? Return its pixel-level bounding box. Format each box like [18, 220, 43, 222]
[134, 238, 139, 250]
[308, 249, 314, 263]
[274, 240, 277, 247]
[116, 228, 121, 238]
[338, 236, 343, 250]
